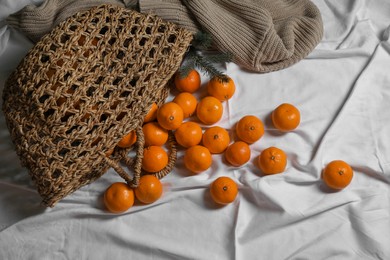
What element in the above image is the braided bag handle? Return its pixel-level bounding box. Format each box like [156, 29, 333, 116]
[103, 127, 177, 187]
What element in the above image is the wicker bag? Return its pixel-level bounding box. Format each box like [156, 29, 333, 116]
[2, 4, 193, 207]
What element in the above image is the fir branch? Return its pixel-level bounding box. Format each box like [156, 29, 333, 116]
[178, 31, 233, 82]
[191, 31, 213, 50]
[124, 0, 139, 11]
[192, 52, 226, 79]
[203, 52, 233, 64]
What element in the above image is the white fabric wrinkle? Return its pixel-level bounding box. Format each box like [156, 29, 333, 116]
[362, 0, 390, 40]
[243, 176, 293, 213]
[344, 43, 390, 175]
[283, 221, 349, 259]
[313, 0, 364, 48]
[0, 26, 10, 57]
[0, 28, 32, 72]
[307, 53, 379, 167]
[337, 20, 379, 50]
[345, 199, 390, 258]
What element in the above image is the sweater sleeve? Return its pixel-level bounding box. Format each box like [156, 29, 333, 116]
[6, 0, 125, 43]
[139, 0, 200, 34]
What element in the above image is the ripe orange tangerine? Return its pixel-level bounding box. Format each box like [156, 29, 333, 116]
[173, 92, 198, 118]
[271, 103, 300, 131]
[322, 160, 353, 190]
[174, 69, 201, 93]
[236, 115, 264, 144]
[207, 75, 235, 101]
[202, 126, 230, 154]
[142, 146, 168, 173]
[144, 102, 158, 123]
[157, 102, 184, 130]
[225, 141, 251, 167]
[210, 176, 238, 205]
[184, 145, 212, 174]
[134, 175, 163, 204]
[104, 182, 134, 213]
[196, 96, 223, 125]
[174, 121, 203, 148]
[143, 122, 168, 147]
[117, 130, 137, 148]
[257, 147, 287, 175]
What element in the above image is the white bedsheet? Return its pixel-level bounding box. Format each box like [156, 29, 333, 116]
[1, 0, 390, 259]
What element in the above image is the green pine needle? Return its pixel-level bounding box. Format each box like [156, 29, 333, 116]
[125, 1, 139, 10]
[192, 53, 225, 79]
[177, 31, 232, 82]
[192, 31, 213, 50]
[203, 52, 233, 64]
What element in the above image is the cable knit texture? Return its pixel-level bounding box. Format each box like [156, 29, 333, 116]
[6, 0, 125, 42]
[140, 0, 324, 72]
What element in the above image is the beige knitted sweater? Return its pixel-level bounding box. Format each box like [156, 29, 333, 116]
[6, 0, 323, 73]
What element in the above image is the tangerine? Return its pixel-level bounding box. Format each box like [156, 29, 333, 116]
[322, 160, 353, 190]
[173, 92, 198, 118]
[207, 75, 235, 101]
[143, 122, 168, 147]
[157, 102, 184, 130]
[257, 146, 287, 175]
[104, 182, 134, 213]
[117, 130, 137, 148]
[142, 146, 168, 172]
[174, 69, 201, 93]
[184, 145, 212, 174]
[202, 126, 230, 154]
[196, 96, 223, 125]
[236, 115, 264, 144]
[174, 121, 203, 148]
[134, 175, 163, 204]
[225, 141, 251, 167]
[271, 103, 300, 131]
[144, 102, 158, 123]
[210, 176, 238, 205]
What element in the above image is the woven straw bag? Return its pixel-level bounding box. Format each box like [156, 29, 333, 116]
[2, 4, 193, 207]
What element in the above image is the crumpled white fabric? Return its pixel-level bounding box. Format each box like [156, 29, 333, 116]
[1, 0, 390, 259]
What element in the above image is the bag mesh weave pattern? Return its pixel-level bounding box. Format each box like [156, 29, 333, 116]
[2, 4, 193, 207]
